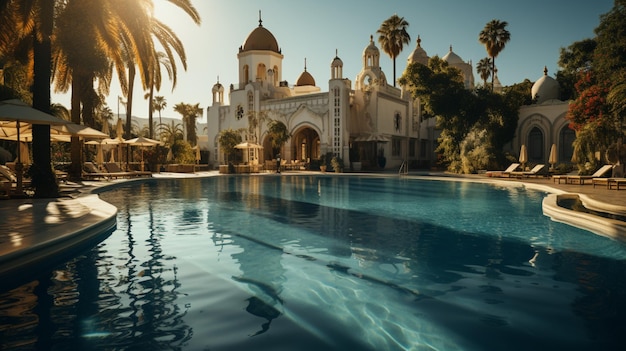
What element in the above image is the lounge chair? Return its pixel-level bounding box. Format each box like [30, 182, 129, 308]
[552, 171, 577, 184]
[510, 164, 545, 178]
[485, 163, 520, 177]
[565, 164, 613, 185]
[0, 164, 32, 195]
[592, 177, 626, 190]
[104, 162, 151, 177]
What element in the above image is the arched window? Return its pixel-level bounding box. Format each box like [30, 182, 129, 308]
[257, 63, 267, 81]
[273, 65, 279, 86]
[528, 127, 544, 163]
[243, 65, 249, 84]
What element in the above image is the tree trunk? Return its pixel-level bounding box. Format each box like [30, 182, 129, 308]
[69, 77, 82, 180]
[148, 83, 154, 138]
[31, 0, 58, 197]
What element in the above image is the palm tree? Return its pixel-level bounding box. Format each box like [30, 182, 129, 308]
[476, 57, 492, 88]
[173, 102, 202, 146]
[145, 53, 173, 139]
[152, 95, 167, 135]
[125, 0, 200, 140]
[377, 14, 411, 87]
[0, 0, 58, 196]
[158, 120, 184, 146]
[479, 19, 510, 91]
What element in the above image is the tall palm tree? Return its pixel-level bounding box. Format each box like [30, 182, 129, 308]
[377, 14, 410, 87]
[152, 95, 167, 130]
[479, 19, 510, 91]
[145, 53, 173, 139]
[125, 0, 200, 140]
[476, 57, 492, 88]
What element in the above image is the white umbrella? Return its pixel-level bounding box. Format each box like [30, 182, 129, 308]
[0, 99, 68, 192]
[548, 143, 557, 170]
[234, 141, 264, 149]
[519, 144, 527, 169]
[95, 144, 104, 164]
[124, 136, 162, 171]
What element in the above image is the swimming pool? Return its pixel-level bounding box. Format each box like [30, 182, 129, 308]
[1, 175, 625, 350]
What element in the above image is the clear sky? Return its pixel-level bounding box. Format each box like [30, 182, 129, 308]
[51, 0, 614, 122]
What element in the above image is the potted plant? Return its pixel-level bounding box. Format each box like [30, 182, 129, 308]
[331, 156, 344, 173]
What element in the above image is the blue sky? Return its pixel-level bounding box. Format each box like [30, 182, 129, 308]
[52, 0, 614, 122]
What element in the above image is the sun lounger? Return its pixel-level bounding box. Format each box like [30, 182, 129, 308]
[104, 162, 151, 177]
[593, 177, 626, 190]
[565, 164, 613, 185]
[0, 164, 32, 195]
[485, 163, 520, 177]
[511, 164, 545, 178]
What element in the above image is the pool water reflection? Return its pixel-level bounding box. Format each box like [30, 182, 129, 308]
[1, 175, 626, 350]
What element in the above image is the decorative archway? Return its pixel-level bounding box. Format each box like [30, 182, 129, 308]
[528, 127, 544, 164]
[291, 126, 320, 162]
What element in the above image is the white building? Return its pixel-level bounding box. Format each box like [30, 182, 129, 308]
[206, 17, 571, 171]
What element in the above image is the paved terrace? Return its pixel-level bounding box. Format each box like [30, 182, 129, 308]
[0, 171, 624, 287]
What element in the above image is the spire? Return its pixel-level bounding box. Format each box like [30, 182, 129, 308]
[543, 66, 548, 76]
[335, 48, 338, 58]
[417, 35, 421, 47]
[304, 57, 307, 71]
[258, 10, 262, 27]
[449, 45, 453, 52]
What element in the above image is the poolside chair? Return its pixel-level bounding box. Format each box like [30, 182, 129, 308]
[485, 163, 520, 177]
[565, 164, 613, 185]
[105, 162, 151, 177]
[510, 164, 545, 178]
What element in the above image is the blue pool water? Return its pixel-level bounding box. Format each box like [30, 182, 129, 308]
[1, 175, 626, 350]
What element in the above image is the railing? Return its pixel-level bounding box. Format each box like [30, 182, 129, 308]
[398, 160, 408, 175]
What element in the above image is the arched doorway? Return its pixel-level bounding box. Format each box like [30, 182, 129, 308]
[559, 125, 575, 163]
[291, 127, 320, 162]
[528, 127, 544, 164]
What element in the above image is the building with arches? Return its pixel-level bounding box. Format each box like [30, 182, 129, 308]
[206, 15, 572, 171]
[510, 67, 573, 168]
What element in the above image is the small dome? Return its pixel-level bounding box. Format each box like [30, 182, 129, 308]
[240, 17, 280, 54]
[532, 67, 560, 103]
[212, 79, 224, 93]
[332, 54, 343, 68]
[296, 70, 315, 86]
[407, 36, 429, 65]
[442, 45, 464, 65]
[363, 35, 379, 57]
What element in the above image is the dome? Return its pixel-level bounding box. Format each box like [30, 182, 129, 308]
[363, 35, 379, 57]
[442, 46, 464, 65]
[332, 55, 343, 68]
[296, 58, 316, 86]
[240, 18, 280, 54]
[532, 67, 560, 103]
[212, 80, 224, 93]
[407, 36, 429, 65]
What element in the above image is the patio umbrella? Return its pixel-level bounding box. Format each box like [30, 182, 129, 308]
[548, 143, 557, 170]
[519, 144, 527, 169]
[124, 136, 162, 171]
[235, 141, 263, 164]
[0, 99, 69, 192]
[115, 118, 124, 139]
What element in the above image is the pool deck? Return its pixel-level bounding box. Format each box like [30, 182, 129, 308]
[1, 171, 625, 286]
